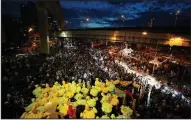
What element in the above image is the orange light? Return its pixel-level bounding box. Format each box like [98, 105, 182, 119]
[111, 36, 116, 41]
[32, 43, 36, 47]
[142, 32, 147, 35]
[111, 34, 117, 41]
[169, 37, 183, 46]
[110, 31, 119, 41]
[28, 28, 33, 32]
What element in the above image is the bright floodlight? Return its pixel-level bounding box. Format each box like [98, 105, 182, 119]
[142, 32, 147, 35]
[169, 37, 183, 46]
[86, 18, 89, 22]
[60, 32, 67, 37]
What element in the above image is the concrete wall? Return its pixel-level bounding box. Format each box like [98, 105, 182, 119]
[59, 30, 190, 47]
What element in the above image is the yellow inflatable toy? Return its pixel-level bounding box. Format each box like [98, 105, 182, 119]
[87, 98, 97, 107]
[110, 95, 119, 106]
[58, 104, 68, 116]
[80, 105, 97, 118]
[21, 79, 135, 119]
[121, 105, 133, 118]
[81, 87, 89, 95]
[101, 102, 112, 114]
[90, 87, 99, 97]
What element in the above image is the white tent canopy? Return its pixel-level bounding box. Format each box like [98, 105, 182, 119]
[121, 47, 134, 56]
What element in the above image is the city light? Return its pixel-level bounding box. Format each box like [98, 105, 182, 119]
[111, 33, 117, 41]
[176, 10, 180, 15]
[28, 28, 33, 32]
[60, 32, 67, 37]
[32, 43, 36, 47]
[86, 18, 89, 22]
[174, 10, 180, 27]
[169, 37, 183, 46]
[111, 36, 117, 41]
[142, 31, 147, 35]
[121, 14, 125, 19]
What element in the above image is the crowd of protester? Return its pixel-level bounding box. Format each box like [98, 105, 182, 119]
[89, 45, 190, 118]
[106, 45, 190, 96]
[1, 40, 190, 118]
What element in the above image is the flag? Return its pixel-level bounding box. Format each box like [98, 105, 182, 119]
[67, 104, 76, 119]
[124, 90, 134, 101]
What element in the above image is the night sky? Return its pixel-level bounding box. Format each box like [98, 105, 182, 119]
[2, 0, 191, 28]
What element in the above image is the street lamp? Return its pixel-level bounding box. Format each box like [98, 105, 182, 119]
[86, 18, 89, 22]
[176, 10, 180, 14]
[28, 28, 33, 43]
[121, 14, 125, 27]
[121, 14, 125, 18]
[174, 10, 180, 27]
[142, 31, 148, 52]
[85, 18, 90, 28]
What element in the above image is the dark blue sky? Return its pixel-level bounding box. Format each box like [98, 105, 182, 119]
[2, 0, 190, 28]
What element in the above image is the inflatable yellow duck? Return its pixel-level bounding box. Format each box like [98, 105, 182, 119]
[80, 105, 97, 119]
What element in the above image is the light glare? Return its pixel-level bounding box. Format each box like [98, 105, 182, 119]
[142, 32, 147, 35]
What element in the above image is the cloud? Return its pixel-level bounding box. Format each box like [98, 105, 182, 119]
[81, 22, 111, 28]
[60, 0, 114, 10]
[61, 0, 190, 28]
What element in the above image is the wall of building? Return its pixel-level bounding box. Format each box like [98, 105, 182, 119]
[2, 25, 6, 43]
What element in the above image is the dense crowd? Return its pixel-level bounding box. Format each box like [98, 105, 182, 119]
[1, 40, 190, 118]
[88, 46, 190, 118]
[108, 45, 190, 96]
